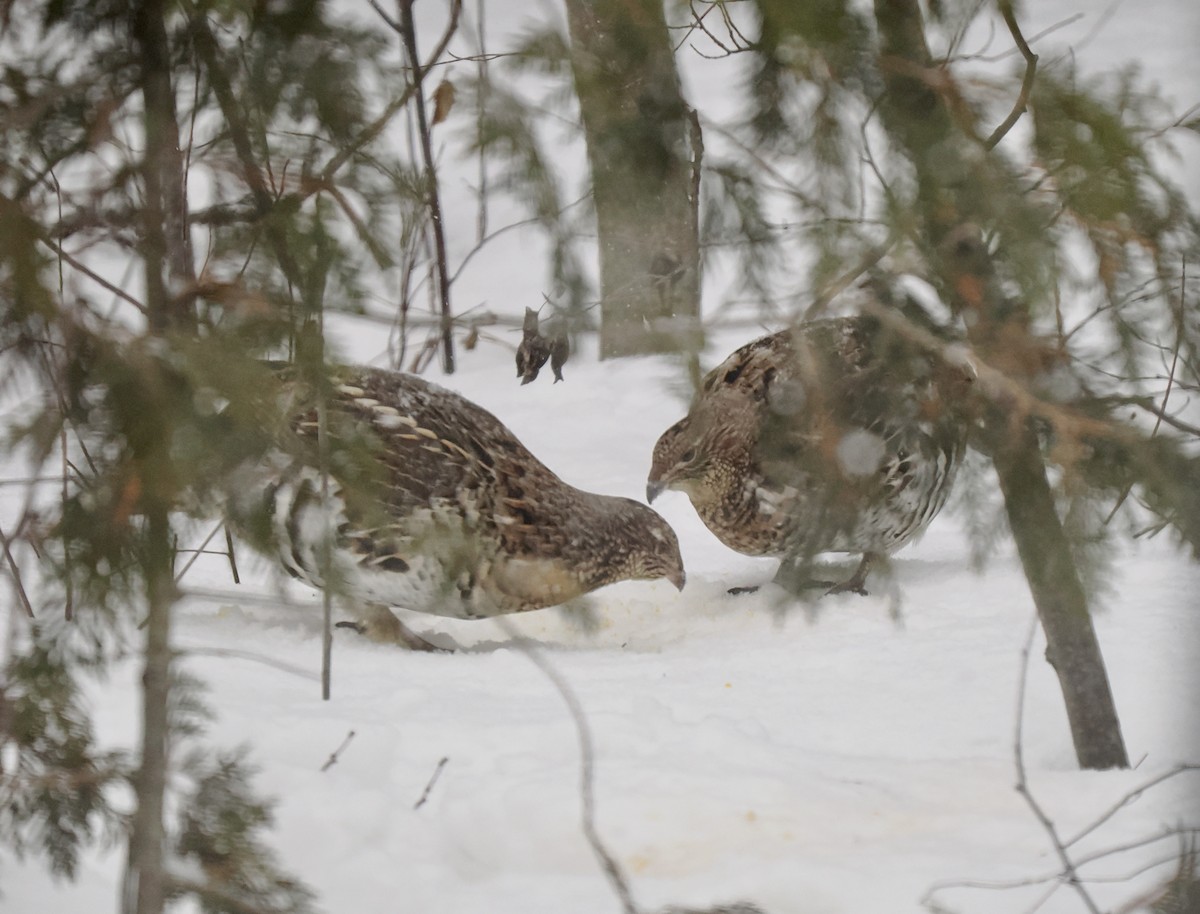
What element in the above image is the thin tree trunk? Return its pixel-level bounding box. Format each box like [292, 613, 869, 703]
[123, 506, 175, 914]
[399, 0, 456, 374]
[133, 0, 194, 332]
[124, 3, 197, 911]
[993, 425, 1128, 769]
[564, 0, 702, 358]
[872, 0, 1128, 769]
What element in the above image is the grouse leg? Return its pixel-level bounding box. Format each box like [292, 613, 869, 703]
[824, 552, 875, 596]
[336, 604, 447, 652]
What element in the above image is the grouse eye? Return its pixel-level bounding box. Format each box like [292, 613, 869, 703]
[680, 447, 696, 464]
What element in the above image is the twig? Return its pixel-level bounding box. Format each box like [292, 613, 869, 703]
[0, 475, 72, 487]
[1070, 826, 1200, 871]
[173, 521, 227, 584]
[223, 526, 240, 585]
[175, 647, 320, 683]
[1066, 764, 1200, 848]
[803, 233, 899, 321]
[393, 0, 461, 374]
[413, 756, 449, 808]
[474, 0, 489, 244]
[321, 182, 394, 269]
[0, 522, 36, 618]
[1104, 258, 1186, 525]
[37, 236, 147, 314]
[320, 730, 357, 772]
[497, 620, 639, 914]
[317, 351, 334, 702]
[1013, 614, 1104, 914]
[984, 0, 1038, 150]
[448, 193, 590, 287]
[186, 6, 305, 292]
[948, 13, 1084, 65]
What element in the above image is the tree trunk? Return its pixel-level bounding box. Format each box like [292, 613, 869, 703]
[993, 425, 1129, 769]
[122, 506, 175, 914]
[132, 0, 194, 332]
[564, 0, 702, 358]
[872, 0, 1128, 769]
[124, 3, 196, 911]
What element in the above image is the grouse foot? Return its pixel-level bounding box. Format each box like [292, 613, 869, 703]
[336, 605, 447, 652]
[823, 553, 876, 597]
[728, 577, 836, 597]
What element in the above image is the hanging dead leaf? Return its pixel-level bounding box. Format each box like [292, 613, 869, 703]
[431, 80, 456, 127]
[515, 307, 570, 385]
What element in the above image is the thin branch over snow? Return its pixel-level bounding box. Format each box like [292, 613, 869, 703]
[496, 620, 640, 914]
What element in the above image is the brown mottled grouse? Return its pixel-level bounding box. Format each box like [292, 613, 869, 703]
[647, 315, 971, 595]
[249, 368, 684, 648]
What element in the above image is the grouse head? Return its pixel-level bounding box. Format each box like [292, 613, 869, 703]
[645, 391, 755, 511]
[591, 497, 686, 591]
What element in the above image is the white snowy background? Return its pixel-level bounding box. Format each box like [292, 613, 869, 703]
[5, 1, 1200, 912]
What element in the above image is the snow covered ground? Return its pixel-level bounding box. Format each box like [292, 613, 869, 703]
[5, 1, 1199, 912]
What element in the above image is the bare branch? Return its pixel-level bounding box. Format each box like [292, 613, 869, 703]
[0, 521, 36, 618]
[392, 0, 461, 373]
[984, 1, 1038, 150]
[174, 647, 321, 683]
[802, 233, 899, 321]
[173, 522, 227, 584]
[1104, 258, 1187, 524]
[497, 620, 639, 914]
[37, 237, 147, 314]
[412, 756, 448, 809]
[320, 730, 357, 772]
[1013, 614, 1104, 914]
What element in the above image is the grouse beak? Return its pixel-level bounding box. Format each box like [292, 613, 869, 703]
[646, 480, 665, 504]
[668, 568, 686, 591]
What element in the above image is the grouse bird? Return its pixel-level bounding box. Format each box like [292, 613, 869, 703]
[646, 315, 970, 595]
[244, 367, 685, 649]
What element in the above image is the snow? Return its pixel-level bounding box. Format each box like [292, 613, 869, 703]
[5, 1, 1199, 913]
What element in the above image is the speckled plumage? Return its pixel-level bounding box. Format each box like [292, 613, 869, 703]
[647, 316, 971, 593]
[255, 367, 684, 646]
